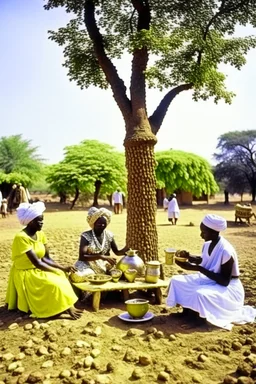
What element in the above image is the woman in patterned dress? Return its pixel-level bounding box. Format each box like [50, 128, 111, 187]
[74, 207, 129, 277]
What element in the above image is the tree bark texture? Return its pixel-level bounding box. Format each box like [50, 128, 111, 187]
[70, 188, 79, 210]
[224, 190, 229, 205]
[124, 132, 158, 263]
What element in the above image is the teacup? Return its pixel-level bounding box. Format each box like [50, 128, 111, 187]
[110, 269, 122, 283]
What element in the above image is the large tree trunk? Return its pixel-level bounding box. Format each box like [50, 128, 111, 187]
[124, 130, 158, 263]
[93, 180, 102, 207]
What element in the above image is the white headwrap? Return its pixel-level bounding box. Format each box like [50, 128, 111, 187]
[17, 202, 46, 226]
[202, 214, 227, 232]
[87, 207, 112, 228]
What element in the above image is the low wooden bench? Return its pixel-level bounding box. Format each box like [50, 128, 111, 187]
[73, 278, 169, 312]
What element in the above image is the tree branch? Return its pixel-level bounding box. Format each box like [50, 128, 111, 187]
[83, 0, 131, 121]
[131, 0, 151, 30]
[130, 0, 151, 123]
[149, 84, 193, 135]
[197, 0, 248, 66]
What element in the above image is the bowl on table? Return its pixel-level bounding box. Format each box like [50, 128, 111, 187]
[125, 298, 149, 319]
[85, 274, 112, 285]
[110, 269, 122, 283]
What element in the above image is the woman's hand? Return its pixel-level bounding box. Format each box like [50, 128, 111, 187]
[101, 256, 117, 266]
[188, 255, 202, 265]
[176, 250, 190, 258]
[175, 260, 199, 271]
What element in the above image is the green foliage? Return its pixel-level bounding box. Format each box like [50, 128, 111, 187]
[155, 150, 219, 197]
[214, 161, 249, 195]
[46, 140, 127, 198]
[214, 130, 256, 198]
[30, 177, 53, 194]
[0, 135, 44, 187]
[0, 172, 30, 187]
[45, 0, 256, 103]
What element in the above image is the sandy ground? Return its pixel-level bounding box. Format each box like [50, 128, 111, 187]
[0, 198, 255, 384]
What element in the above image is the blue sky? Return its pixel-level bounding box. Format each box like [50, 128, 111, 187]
[1, 0, 256, 165]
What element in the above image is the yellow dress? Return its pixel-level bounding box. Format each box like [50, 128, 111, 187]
[6, 230, 78, 318]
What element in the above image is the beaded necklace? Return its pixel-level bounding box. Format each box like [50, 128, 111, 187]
[92, 230, 107, 253]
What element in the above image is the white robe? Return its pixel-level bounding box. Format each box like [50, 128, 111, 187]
[167, 197, 180, 219]
[166, 237, 256, 330]
[163, 198, 169, 210]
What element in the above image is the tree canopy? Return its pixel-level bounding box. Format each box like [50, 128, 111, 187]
[45, 0, 256, 107]
[214, 130, 256, 201]
[156, 150, 219, 197]
[0, 135, 44, 188]
[44, 0, 256, 261]
[46, 140, 126, 208]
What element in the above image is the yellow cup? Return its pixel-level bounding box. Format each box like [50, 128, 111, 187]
[164, 248, 176, 265]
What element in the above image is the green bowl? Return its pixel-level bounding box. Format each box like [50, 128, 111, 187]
[125, 299, 149, 319]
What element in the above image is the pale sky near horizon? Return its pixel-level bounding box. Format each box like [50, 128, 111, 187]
[1, 0, 256, 166]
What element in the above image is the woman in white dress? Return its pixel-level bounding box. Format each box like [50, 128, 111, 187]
[166, 214, 256, 330]
[167, 193, 180, 225]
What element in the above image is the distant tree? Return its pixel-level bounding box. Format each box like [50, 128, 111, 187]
[214, 162, 249, 204]
[156, 150, 219, 198]
[0, 135, 44, 196]
[214, 130, 256, 202]
[0, 135, 43, 181]
[46, 140, 126, 208]
[30, 173, 53, 194]
[45, 0, 256, 261]
[46, 162, 91, 207]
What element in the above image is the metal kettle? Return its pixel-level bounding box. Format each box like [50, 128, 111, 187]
[116, 249, 145, 276]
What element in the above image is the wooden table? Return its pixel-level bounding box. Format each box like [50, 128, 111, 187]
[73, 278, 169, 312]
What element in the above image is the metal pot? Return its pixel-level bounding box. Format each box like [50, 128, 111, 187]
[145, 261, 161, 283]
[116, 249, 145, 276]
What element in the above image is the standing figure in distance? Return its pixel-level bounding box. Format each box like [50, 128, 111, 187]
[7, 183, 29, 213]
[167, 193, 180, 225]
[163, 197, 169, 211]
[1, 198, 8, 218]
[112, 188, 123, 214]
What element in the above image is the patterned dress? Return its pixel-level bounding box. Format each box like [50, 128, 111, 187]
[75, 229, 114, 275]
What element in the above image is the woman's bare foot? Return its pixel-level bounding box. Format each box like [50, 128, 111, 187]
[67, 307, 83, 320]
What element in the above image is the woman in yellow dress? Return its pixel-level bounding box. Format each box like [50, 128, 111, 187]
[5, 201, 82, 319]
